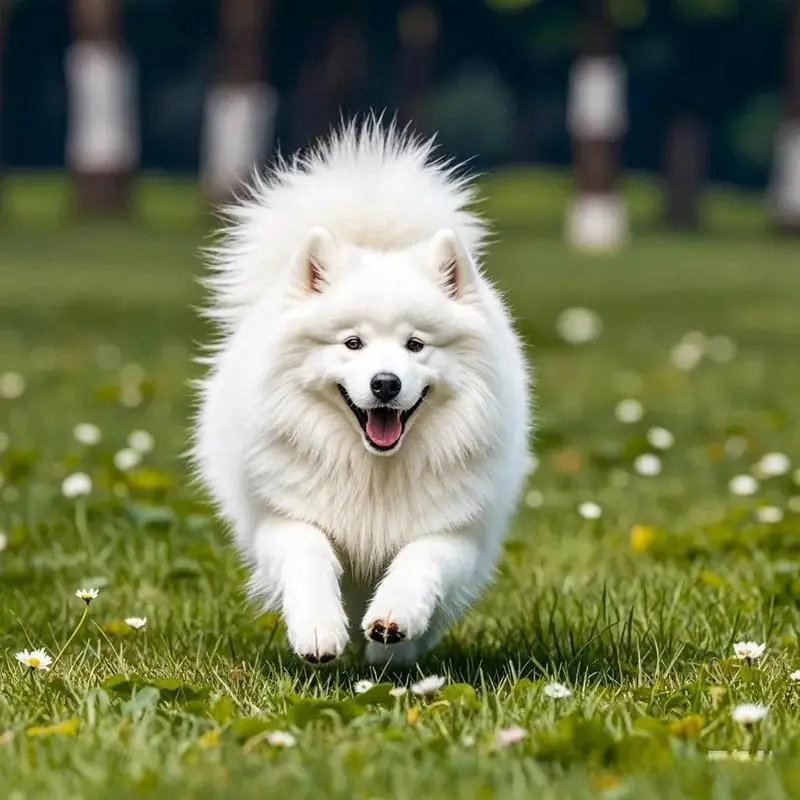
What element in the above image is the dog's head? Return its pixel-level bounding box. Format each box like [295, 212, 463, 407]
[274, 226, 493, 457]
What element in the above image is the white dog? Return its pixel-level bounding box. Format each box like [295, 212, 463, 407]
[191, 118, 531, 667]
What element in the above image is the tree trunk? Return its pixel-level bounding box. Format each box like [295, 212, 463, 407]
[565, 0, 628, 252]
[662, 114, 706, 230]
[201, 0, 276, 207]
[66, 0, 137, 216]
[771, 0, 800, 233]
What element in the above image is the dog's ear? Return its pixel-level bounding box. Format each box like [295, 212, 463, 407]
[293, 226, 339, 294]
[428, 228, 476, 300]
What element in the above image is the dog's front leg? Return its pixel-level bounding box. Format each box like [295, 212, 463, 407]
[252, 515, 350, 663]
[362, 532, 484, 666]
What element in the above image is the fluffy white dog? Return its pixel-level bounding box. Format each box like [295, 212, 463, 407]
[192, 119, 531, 667]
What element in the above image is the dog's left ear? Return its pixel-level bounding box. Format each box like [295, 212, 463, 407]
[293, 226, 339, 294]
[428, 228, 476, 300]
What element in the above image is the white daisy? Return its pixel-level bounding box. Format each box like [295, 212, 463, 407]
[124, 616, 147, 631]
[729, 474, 758, 497]
[555, 307, 603, 345]
[789, 670, 800, 681]
[113, 448, 141, 472]
[265, 730, 297, 749]
[75, 587, 99, 604]
[127, 430, 154, 454]
[389, 686, 408, 698]
[0, 371, 26, 400]
[494, 726, 528, 746]
[756, 506, 783, 524]
[73, 423, 102, 446]
[633, 453, 662, 477]
[732, 703, 768, 726]
[614, 398, 644, 424]
[411, 675, 446, 696]
[353, 680, 374, 694]
[15, 648, 53, 671]
[670, 340, 703, 371]
[646, 427, 674, 450]
[732, 642, 765, 662]
[578, 501, 602, 520]
[757, 452, 791, 478]
[61, 472, 92, 499]
[543, 681, 572, 699]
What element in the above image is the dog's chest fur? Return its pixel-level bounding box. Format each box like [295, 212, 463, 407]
[247, 437, 494, 570]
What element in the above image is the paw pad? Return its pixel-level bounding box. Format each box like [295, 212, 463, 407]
[366, 619, 406, 645]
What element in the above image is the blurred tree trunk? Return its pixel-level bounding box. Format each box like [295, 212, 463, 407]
[565, 0, 628, 252]
[201, 0, 276, 206]
[394, 3, 439, 128]
[771, 0, 800, 233]
[662, 115, 706, 230]
[66, 0, 137, 216]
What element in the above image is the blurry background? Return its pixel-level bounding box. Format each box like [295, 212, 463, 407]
[0, 0, 798, 242]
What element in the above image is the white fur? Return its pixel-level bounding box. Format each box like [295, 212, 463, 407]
[191, 118, 532, 666]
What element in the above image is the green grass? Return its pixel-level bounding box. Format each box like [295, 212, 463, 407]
[2, 173, 800, 799]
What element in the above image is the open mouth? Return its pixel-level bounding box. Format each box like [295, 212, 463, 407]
[338, 385, 429, 452]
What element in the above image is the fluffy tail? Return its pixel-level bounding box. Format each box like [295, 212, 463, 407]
[202, 115, 489, 332]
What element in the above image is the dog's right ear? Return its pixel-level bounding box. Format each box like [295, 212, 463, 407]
[292, 226, 339, 294]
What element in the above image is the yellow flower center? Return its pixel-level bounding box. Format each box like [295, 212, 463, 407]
[28, 658, 40, 668]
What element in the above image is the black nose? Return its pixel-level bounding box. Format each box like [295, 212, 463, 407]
[370, 372, 402, 402]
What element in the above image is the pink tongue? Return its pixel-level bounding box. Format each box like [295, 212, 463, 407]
[366, 409, 403, 447]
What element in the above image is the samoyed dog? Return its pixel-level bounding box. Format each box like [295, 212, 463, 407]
[192, 119, 531, 667]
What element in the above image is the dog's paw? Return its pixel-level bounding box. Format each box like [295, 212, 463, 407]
[361, 595, 433, 645]
[288, 619, 350, 664]
[365, 618, 406, 645]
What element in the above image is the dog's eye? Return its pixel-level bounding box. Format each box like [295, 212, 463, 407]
[344, 336, 363, 351]
[406, 337, 424, 353]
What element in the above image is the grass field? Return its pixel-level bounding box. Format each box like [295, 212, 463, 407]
[2, 172, 800, 799]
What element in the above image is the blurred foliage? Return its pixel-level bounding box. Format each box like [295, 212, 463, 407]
[0, 0, 793, 187]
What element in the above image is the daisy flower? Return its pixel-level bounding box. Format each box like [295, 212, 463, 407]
[756, 506, 783, 524]
[75, 587, 99, 604]
[411, 675, 446, 697]
[61, 472, 92, 499]
[73, 423, 102, 446]
[756, 452, 791, 478]
[578, 501, 602, 520]
[789, 670, 800, 681]
[732, 641, 765, 662]
[646, 426, 674, 450]
[494, 726, 528, 747]
[614, 398, 644, 424]
[543, 681, 572, 699]
[732, 703, 768, 727]
[353, 680, 374, 694]
[125, 616, 147, 631]
[127, 430, 154, 454]
[729, 474, 758, 497]
[113, 448, 141, 472]
[389, 686, 408, 698]
[265, 731, 297, 749]
[15, 648, 53, 671]
[633, 453, 662, 477]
